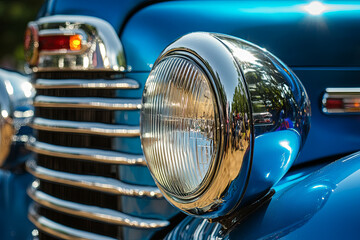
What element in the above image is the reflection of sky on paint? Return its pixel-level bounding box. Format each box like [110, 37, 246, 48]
[238, 1, 360, 15]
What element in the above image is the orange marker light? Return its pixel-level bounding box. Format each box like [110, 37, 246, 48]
[69, 35, 82, 51]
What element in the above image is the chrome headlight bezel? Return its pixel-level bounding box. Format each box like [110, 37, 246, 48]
[141, 32, 310, 219]
[141, 32, 253, 218]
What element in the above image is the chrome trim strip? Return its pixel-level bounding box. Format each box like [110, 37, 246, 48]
[26, 160, 163, 198]
[28, 186, 169, 228]
[34, 95, 141, 110]
[28, 204, 116, 240]
[326, 88, 360, 93]
[322, 88, 360, 114]
[32, 118, 140, 137]
[29, 15, 126, 72]
[34, 78, 139, 89]
[26, 141, 146, 165]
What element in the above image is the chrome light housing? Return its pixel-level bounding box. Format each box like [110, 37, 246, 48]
[25, 15, 126, 72]
[140, 32, 310, 219]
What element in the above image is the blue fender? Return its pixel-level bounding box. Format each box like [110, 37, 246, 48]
[166, 151, 360, 239]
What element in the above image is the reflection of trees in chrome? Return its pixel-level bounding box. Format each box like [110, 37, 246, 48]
[225, 40, 298, 133]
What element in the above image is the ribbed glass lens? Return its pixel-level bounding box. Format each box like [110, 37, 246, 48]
[141, 56, 220, 198]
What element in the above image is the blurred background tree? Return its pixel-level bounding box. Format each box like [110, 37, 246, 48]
[0, 0, 44, 72]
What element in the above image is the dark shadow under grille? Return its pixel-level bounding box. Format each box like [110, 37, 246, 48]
[34, 71, 122, 80]
[39, 181, 119, 211]
[38, 232, 61, 240]
[37, 130, 113, 151]
[37, 154, 118, 178]
[35, 108, 115, 124]
[36, 88, 118, 98]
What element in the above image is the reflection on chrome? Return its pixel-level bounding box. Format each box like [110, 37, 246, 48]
[26, 140, 146, 165]
[141, 32, 310, 219]
[26, 160, 163, 198]
[34, 95, 142, 110]
[26, 15, 126, 72]
[34, 78, 139, 89]
[28, 186, 169, 228]
[322, 88, 360, 114]
[0, 69, 34, 168]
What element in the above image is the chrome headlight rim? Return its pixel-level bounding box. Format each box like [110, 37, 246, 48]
[144, 53, 223, 201]
[141, 32, 254, 218]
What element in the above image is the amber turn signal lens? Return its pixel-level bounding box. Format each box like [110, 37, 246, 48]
[39, 34, 82, 51]
[69, 35, 82, 51]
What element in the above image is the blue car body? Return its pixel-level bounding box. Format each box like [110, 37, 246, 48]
[3, 0, 359, 239]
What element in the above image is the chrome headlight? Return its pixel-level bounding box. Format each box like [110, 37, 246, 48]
[141, 56, 221, 198]
[141, 32, 310, 219]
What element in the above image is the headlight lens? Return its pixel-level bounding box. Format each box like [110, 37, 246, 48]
[141, 56, 220, 198]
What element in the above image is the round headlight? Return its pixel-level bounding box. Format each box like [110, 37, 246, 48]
[141, 32, 310, 220]
[141, 56, 220, 198]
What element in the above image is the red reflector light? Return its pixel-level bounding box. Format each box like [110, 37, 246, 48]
[39, 35, 82, 51]
[325, 98, 343, 109]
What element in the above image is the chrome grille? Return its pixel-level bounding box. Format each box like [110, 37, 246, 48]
[27, 72, 179, 240]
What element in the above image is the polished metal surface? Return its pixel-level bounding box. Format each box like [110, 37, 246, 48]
[28, 186, 169, 228]
[24, 22, 39, 66]
[34, 95, 141, 110]
[26, 140, 146, 165]
[32, 118, 140, 137]
[322, 88, 360, 114]
[0, 77, 13, 166]
[27, 15, 126, 72]
[34, 78, 139, 89]
[27, 160, 163, 198]
[27, 59, 176, 238]
[0, 69, 35, 168]
[141, 32, 310, 219]
[28, 204, 117, 240]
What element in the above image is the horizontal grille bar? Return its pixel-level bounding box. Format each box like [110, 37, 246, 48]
[27, 160, 162, 198]
[29, 204, 116, 240]
[34, 78, 140, 89]
[32, 118, 140, 137]
[27, 140, 146, 165]
[34, 96, 142, 110]
[28, 187, 169, 228]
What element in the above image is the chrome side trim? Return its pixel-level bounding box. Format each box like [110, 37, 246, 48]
[29, 15, 126, 72]
[26, 141, 146, 165]
[34, 95, 141, 110]
[28, 204, 116, 240]
[32, 118, 140, 137]
[26, 160, 163, 198]
[322, 88, 360, 114]
[28, 187, 169, 228]
[34, 78, 139, 89]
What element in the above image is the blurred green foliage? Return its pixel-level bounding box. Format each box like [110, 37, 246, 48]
[0, 0, 44, 72]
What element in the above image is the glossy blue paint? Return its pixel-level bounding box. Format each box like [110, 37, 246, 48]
[122, 1, 360, 72]
[243, 130, 301, 204]
[232, 151, 360, 239]
[295, 69, 360, 163]
[120, 196, 178, 220]
[0, 171, 34, 240]
[121, 1, 360, 165]
[41, 0, 148, 31]
[166, 151, 360, 239]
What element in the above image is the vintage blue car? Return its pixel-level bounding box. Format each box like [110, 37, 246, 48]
[1, 0, 360, 239]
